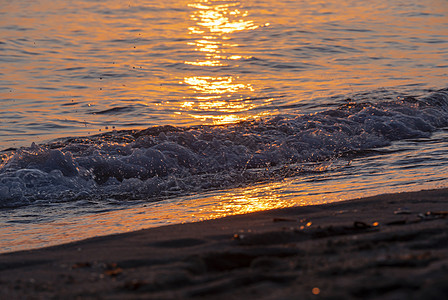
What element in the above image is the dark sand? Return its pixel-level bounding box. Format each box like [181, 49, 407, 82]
[1, 188, 448, 299]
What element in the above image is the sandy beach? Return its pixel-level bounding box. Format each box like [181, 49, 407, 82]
[1, 188, 447, 299]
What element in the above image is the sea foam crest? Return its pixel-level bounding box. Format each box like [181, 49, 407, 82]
[1, 89, 447, 207]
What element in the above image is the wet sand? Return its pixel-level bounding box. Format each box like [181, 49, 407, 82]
[1, 188, 448, 299]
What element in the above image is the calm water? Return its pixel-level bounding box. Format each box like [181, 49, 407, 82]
[1, 0, 448, 252]
[1, 0, 447, 148]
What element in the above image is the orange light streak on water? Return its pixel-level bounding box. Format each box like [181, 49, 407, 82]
[181, 0, 265, 124]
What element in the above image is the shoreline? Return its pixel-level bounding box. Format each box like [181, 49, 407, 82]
[1, 188, 448, 299]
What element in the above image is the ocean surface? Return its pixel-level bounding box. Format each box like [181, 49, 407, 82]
[1, 0, 447, 253]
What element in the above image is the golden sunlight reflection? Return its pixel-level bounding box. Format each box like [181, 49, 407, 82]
[185, 0, 257, 67]
[189, 111, 271, 124]
[181, 0, 265, 124]
[183, 76, 253, 95]
[203, 182, 295, 219]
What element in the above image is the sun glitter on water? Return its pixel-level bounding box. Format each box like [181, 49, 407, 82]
[180, 0, 271, 124]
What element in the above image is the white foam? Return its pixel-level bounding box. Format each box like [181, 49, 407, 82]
[1, 89, 447, 207]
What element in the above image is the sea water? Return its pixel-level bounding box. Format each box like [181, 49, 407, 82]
[0, 0, 447, 253]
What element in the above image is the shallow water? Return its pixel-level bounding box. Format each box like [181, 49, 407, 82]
[1, 0, 448, 253]
[2, 128, 448, 253]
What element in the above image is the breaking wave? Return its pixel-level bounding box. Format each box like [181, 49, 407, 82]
[1, 89, 447, 207]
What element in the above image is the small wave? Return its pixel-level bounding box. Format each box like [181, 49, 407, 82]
[92, 106, 135, 115]
[1, 89, 447, 208]
[61, 101, 81, 106]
